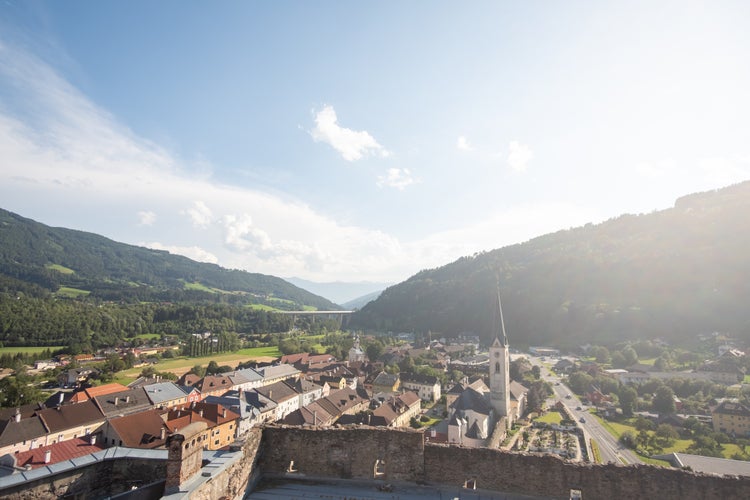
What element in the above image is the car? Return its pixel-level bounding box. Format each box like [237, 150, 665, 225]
[579, 417, 586, 423]
[565, 394, 571, 399]
[576, 406, 582, 410]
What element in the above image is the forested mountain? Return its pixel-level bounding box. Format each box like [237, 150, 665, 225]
[353, 182, 750, 349]
[0, 208, 337, 310]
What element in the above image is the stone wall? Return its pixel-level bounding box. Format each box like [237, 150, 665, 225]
[186, 428, 263, 500]
[0, 456, 165, 499]
[260, 426, 425, 482]
[259, 426, 750, 500]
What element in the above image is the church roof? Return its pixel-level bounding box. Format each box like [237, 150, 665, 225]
[450, 387, 492, 415]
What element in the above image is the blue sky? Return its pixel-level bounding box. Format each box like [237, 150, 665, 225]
[1, 1, 749, 283]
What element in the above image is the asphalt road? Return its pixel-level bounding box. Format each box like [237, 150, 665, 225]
[530, 356, 642, 465]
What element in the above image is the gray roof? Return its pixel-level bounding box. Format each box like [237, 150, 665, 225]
[654, 452, 750, 477]
[143, 382, 188, 406]
[93, 388, 152, 417]
[0, 415, 48, 447]
[257, 364, 300, 381]
[234, 367, 263, 382]
[450, 387, 492, 415]
[372, 372, 399, 387]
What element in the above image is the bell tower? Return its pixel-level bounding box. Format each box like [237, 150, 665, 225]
[489, 289, 510, 420]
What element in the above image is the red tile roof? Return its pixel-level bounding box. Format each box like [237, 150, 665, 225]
[14, 436, 105, 469]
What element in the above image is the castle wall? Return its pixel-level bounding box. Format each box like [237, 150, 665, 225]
[260, 426, 425, 482]
[0, 456, 165, 499]
[260, 426, 750, 500]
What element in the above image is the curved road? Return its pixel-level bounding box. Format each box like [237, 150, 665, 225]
[531, 356, 642, 465]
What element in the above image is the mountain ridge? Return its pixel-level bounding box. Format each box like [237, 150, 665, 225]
[352, 181, 750, 348]
[0, 207, 337, 311]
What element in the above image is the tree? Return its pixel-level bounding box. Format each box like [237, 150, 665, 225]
[567, 371, 593, 394]
[619, 386, 638, 416]
[622, 346, 638, 366]
[592, 346, 610, 364]
[365, 341, 384, 362]
[655, 424, 678, 447]
[652, 386, 676, 415]
[190, 364, 206, 377]
[531, 365, 541, 380]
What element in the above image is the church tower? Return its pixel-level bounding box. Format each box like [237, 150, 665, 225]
[489, 288, 511, 421]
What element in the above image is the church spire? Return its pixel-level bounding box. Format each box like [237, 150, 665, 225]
[492, 282, 508, 347]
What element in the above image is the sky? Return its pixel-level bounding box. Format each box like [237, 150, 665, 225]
[1, 1, 749, 284]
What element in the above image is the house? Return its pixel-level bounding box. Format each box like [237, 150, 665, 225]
[143, 382, 191, 409]
[283, 387, 369, 427]
[244, 391, 278, 424]
[37, 400, 106, 448]
[103, 409, 170, 449]
[69, 383, 129, 403]
[93, 388, 153, 418]
[287, 378, 325, 408]
[192, 402, 241, 450]
[227, 368, 264, 391]
[57, 367, 96, 388]
[697, 361, 745, 384]
[255, 364, 301, 386]
[177, 385, 202, 405]
[0, 413, 48, 456]
[445, 376, 488, 413]
[554, 359, 575, 374]
[12, 435, 104, 470]
[192, 375, 235, 399]
[203, 391, 259, 436]
[371, 372, 400, 394]
[712, 401, 750, 437]
[370, 392, 422, 428]
[585, 386, 612, 407]
[252, 381, 301, 421]
[400, 372, 441, 402]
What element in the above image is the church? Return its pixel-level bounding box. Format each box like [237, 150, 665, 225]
[446, 290, 526, 447]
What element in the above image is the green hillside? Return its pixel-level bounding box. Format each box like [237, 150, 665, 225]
[0, 208, 337, 311]
[353, 181, 750, 349]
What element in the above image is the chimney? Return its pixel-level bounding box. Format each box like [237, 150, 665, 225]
[59, 392, 65, 405]
[44, 450, 52, 464]
[199, 409, 204, 418]
[89, 434, 97, 445]
[269, 390, 273, 400]
[161, 427, 166, 440]
[222, 408, 226, 419]
[125, 396, 130, 403]
[114, 397, 119, 406]
[14, 409, 21, 423]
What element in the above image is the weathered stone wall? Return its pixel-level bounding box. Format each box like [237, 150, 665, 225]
[187, 428, 263, 500]
[259, 426, 750, 500]
[0, 457, 165, 499]
[260, 425, 425, 482]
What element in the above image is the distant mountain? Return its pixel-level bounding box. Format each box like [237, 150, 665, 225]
[352, 181, 750, 349]
[343, 290, 384, 310]
[0, 208, 337, 311]
[285, 277, 392, 305]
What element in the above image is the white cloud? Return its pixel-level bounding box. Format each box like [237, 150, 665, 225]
[310, 105, 388, 161]
[507, 140, 533, 172]
[376, 168, 416, 190]
[137, 211, 157, 226]
[457, 135, 473, 151]
[142, 242, 219, 264]
[183, 200, 213, 228]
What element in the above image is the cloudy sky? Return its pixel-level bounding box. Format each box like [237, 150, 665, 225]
[1, 1, 749, 283]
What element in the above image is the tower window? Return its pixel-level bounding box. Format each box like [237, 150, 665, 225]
[495, 362, 500, 373]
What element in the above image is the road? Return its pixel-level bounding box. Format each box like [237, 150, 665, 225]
[529, 356, 642, 465]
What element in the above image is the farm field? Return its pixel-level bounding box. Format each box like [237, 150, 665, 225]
[0, 346, 65, 355]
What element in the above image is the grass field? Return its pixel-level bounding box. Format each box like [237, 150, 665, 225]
[46, 263, 75, 274]
[55, 286, 90, 297]
[534, 411, 564, 425]
[182, 281, 216, 293]
[247, 303, 281, 312]
[134, 333, 161, 340]
[116, 349, 280, 384]
[0, 346, 65, 355]
[235, 346, 282, 358]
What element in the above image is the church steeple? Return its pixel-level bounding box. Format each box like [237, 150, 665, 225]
[492, 283, 508, 347]
[489, 282, 511, 423]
